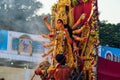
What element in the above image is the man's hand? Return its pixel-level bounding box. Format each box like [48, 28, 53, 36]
[42, 16, 48, 22]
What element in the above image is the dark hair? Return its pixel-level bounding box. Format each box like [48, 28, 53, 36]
[106, 53, 111, 60]
[57, 19, 64, 24]
[0, 78, 5, 80]
[57, 19, 73, 39]
[106, 53, 111, 57]
[56, 54, 66, 65]
[64, 24, 73, 39]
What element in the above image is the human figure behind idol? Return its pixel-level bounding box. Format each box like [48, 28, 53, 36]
[53, 54, 72, 80]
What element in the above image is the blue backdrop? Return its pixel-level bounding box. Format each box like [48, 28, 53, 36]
[100, 46, 120, 62]
[0, 30, 8, 50]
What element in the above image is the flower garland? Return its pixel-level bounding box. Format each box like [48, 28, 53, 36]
[71, 0, 89, 6]
[82, 0, 88, 3]
[52, 4, 57, 10]
[71, 0, 79, 6]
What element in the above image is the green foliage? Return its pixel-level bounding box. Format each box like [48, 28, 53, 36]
[0, 0, 49, 34]
[99, 21, 120, 48]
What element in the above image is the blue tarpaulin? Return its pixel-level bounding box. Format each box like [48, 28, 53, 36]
[100, 46, 120, 62]
[0, 30, 8, 50]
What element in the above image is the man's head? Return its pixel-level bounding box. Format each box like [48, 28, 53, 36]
[106, 53, 111, 60]
[56, 54, 66, 65]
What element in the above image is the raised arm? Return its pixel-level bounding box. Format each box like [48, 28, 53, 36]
[73, 22, 89, 34]
[42, 16, 52, 31]
[72, 13, 86, 30]
[64, 28, 73, 44]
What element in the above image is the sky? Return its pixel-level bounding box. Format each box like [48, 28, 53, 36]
[37, 0, 120, 24]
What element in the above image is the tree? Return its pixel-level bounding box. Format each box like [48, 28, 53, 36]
[99, 21, 120, 48]
[0, 0, 49, 34]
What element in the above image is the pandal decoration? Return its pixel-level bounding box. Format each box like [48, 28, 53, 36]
[31, 0, 99, 80]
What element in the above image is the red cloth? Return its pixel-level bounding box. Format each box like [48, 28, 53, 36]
[73, 0, 92, 24]
[54, 65, 71, 80]
[98, 57, 120, 80]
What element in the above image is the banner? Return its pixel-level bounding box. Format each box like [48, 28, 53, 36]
[100, 46, 120, 62]
[98, 56, 120, 80]
[0, 30, 8, 50]
[0, 30, 49, 62]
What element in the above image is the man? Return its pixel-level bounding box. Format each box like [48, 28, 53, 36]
[53, 54, 72, 80]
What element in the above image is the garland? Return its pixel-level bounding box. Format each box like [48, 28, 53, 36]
[52, 4, 57, 10]
[71, 0, 88, 6]
[71, 0, 79, 6]
[82, 0, 88, 3]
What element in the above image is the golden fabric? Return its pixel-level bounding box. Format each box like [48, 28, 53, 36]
[54, 30, 74, 67]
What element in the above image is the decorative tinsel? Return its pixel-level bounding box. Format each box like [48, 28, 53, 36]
[82, 0, 88, 3]
[71, 0, 79, 6]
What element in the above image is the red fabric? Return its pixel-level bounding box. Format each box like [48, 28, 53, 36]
[54, 65, 71, 80]
[73, 0, 92, 25]
[98, 57, 120, 80]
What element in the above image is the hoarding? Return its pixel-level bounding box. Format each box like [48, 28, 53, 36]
[100, 46, 120, 62]
[0, 30, 49, 62]
[0, 30, 8, 50]
[7, 31, 49, 56]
